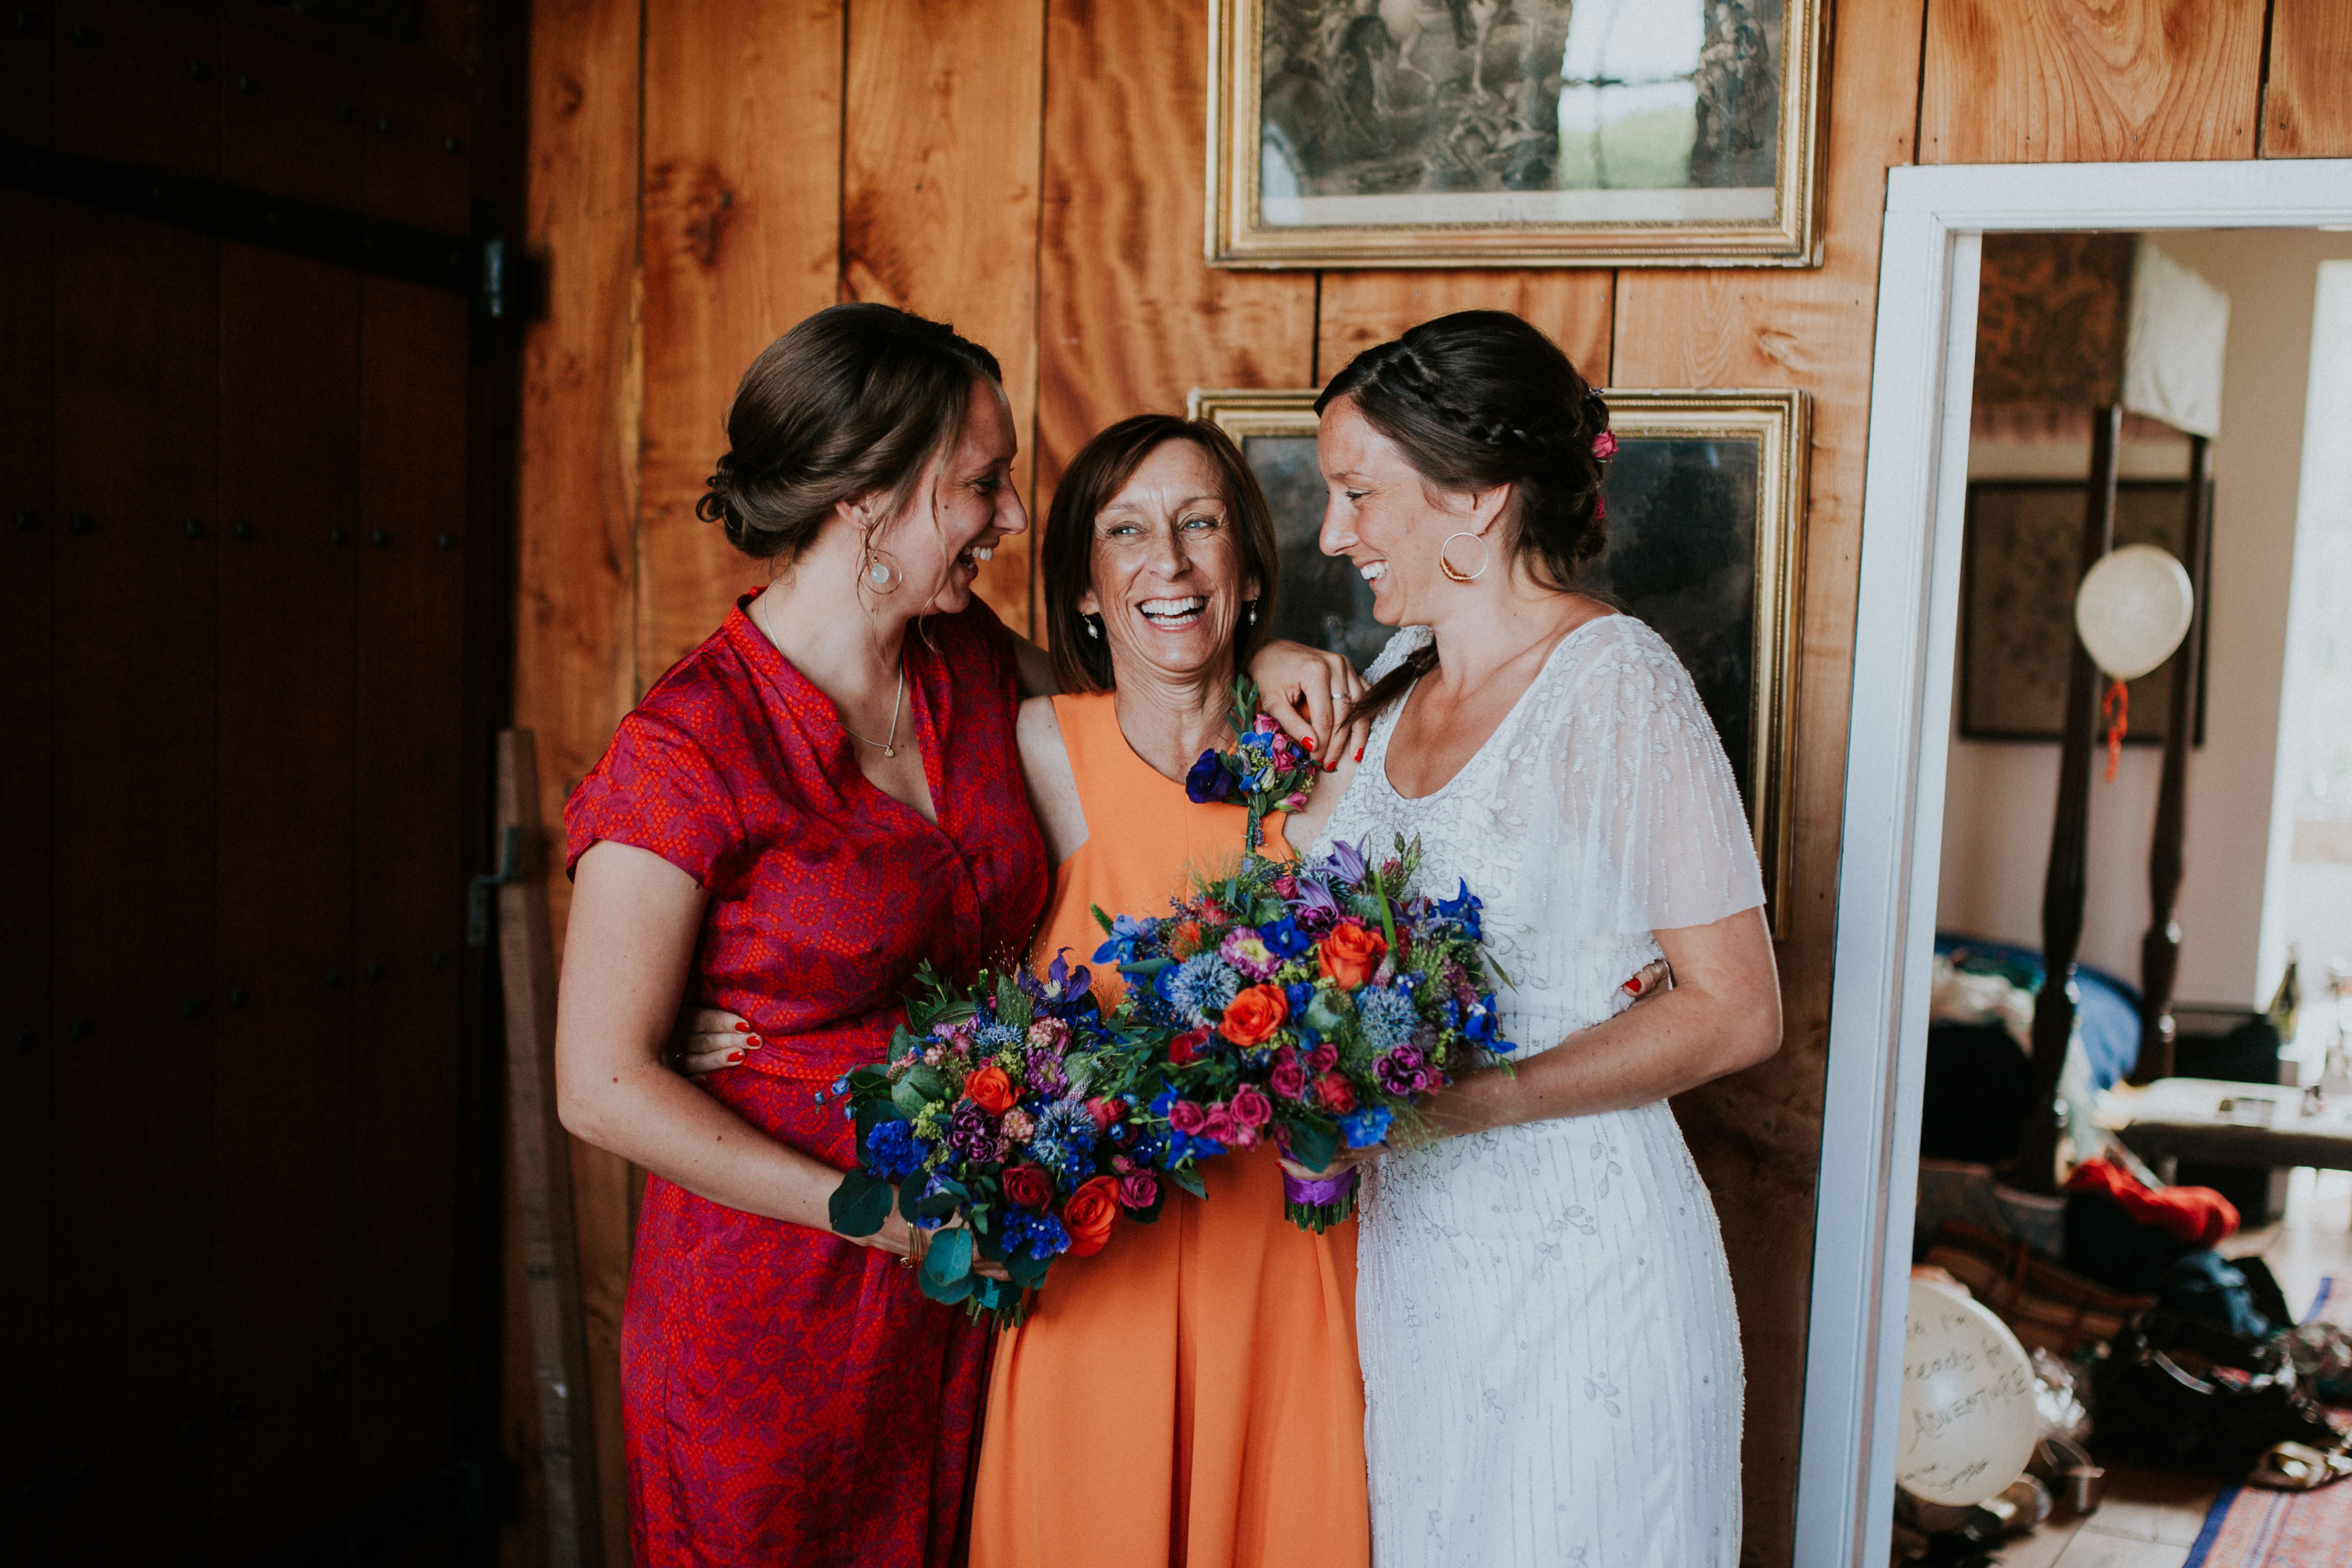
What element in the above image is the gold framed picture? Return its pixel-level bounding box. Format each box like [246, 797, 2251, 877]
[1208, 0, 1828, 269]
[1189, 386, 1809, 927]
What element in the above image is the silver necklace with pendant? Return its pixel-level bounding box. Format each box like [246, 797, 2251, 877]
[840, 662, 905, 758]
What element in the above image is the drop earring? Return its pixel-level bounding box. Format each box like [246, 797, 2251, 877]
[865, 549, 901, 593]
[1084, 616, 1100, 639]
[1247, 600, 1258, 626]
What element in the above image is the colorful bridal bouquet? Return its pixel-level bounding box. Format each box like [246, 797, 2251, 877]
[827, 956, 1174, 1325]
[1182, 677, 1322, 851]
[1095, 835, 1515, 1232]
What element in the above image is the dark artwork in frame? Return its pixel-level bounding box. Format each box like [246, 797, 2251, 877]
[1242, 430, 1764, 808]
[1960, 479, 2209, 746]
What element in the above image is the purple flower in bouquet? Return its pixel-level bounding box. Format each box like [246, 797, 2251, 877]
[946, 1098, 997, 1161]
[1374, 1043, 1430, 1098]
[1023, 1045, 1070, 1099]
[1022, 950, 1097, 1016]
[1219, 927, 1282, 982]
[1184, 749, 1238, 804]
[1327, 837, 1368, 884]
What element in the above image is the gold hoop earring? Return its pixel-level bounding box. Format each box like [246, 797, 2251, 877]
[864, 547, 902, 594]
[1438, 531, 1489, 584]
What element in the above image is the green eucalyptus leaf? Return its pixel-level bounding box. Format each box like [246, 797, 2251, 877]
[1289, 1119, 1340, 1174]
[1167, 1164, 1207, 1201]
[921, 1227, 974, 1294]
[916, 1189, 961, 1221]
[899, 1177, 926, 1223]
[1003, 1247, 1051, 1291]
[828, 1170, 893, 1238]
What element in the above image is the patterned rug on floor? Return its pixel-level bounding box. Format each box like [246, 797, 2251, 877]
[2185, 1276, 2352, 1568]
[2182, 1479, 2352, 1568]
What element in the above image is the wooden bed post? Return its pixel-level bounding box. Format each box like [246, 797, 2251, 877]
[2131, 435, 2212, 1086]
[2015, 406, 2120, 1195]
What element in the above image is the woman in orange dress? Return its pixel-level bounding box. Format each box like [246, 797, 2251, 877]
[968, 414, 1371, 1568]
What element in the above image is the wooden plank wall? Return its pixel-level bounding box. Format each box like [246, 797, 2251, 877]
[511, 4, 2352, 1564]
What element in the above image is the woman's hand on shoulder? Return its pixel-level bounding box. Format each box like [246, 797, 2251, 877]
[1281, 742, 1361, 849]
[1249, 639, 1369, 770]
[1016, 694, 1088, 864]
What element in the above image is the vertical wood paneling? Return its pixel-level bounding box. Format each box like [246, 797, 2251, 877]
[219, 21, 365, 207]
[843, 0, 1046, 629]
[211, 243, 361, 1559]
[51, 0, 220, 175]
[1919, 0, 2265, 163]
[513, 2, 644, 1561]
[0, 0, 51, 143]
[639, 0, 845, 677]
[1316, 272, 1615, 390]
[2264, 0, 2352, 157]
[50, 206, 219, 1554]
[0, 186, 56, 1564]
[1036, 0, 1316, 517]
[1612, 1, 1929, 1558]
[351, 280, 474, 1508]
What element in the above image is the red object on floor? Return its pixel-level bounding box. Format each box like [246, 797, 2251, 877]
[2068, 1157, 2240, 1246]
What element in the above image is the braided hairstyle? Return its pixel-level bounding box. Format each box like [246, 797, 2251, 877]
[695, 302, 1004, 562]
[1313, 309, 1612, 720]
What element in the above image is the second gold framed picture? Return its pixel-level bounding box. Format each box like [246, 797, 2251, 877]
[1189, 385, 1809, 928]
[1209, 0, 1828, 268]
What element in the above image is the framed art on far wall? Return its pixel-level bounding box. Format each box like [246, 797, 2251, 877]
[1960, 479, 2210, 745]
[1190, 386, 1810, 929]
[1208, 0, 1828, 269]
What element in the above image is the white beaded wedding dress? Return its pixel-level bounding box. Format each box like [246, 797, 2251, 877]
[1314, 615, 1764, 1567]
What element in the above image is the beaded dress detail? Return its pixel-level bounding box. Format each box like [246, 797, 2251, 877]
[1315, 615, 1763, 1567]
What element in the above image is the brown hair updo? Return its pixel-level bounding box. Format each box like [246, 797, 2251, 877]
[1314, 309, 1612, 717]
[696, 302, 1004, 562]
[1040, 414, 1281, 694]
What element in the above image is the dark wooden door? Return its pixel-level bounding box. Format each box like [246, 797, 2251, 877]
[2, 4, 504, 1563]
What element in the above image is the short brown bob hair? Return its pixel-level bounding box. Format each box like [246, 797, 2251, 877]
[1042, 414, 1282, 693]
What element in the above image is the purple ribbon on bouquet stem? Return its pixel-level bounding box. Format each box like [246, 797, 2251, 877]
[1281, 1167, 1359, 1208]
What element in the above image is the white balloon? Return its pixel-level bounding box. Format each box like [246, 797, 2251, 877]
[2075, 543, 2195, 682]
[1898, 1279, 2039, 1507]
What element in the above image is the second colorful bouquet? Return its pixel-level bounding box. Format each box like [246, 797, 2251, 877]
[1095, 835, 1516, 1231]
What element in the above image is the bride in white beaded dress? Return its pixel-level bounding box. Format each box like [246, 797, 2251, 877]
[1287, 313, 1783, 1567]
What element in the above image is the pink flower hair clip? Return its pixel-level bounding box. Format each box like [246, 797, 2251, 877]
[1591, 430, 1618, 461]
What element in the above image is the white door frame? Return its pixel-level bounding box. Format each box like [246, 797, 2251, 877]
[1796, 156, 2352, 1568]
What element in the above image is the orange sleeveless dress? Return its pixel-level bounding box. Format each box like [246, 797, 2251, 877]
[969, 692, 1370, 1568]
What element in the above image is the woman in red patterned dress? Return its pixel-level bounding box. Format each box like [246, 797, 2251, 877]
[557, 305, 1045, 1567]
[555, 304, 1365, 1567]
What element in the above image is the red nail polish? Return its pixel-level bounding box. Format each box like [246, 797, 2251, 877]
[727, 1049, 745, 1063]
[733, 1021, 752, 1033]
[1302, 735, 1316, 750]
[1353, 746, 1365, 763]
[746, 1034, 762, 1047]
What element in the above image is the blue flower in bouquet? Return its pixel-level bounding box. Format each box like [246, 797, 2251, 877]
[1355, 988, 1417, 1055]
[1465, 994, 1512, 1050]
[1184, 748, 1238, 804]
[1340, 1104, 1393, 1148]
[1023, 948, 1097, 1015]
[1284, 981, 1314, 1016]
[1026, 1100, 1098, 1183]
[865, 1119, 925, 1180]
[1434, 879, 1485, 940]
[1001, 1209, 1072, 1261]
[1093, 912, 1159, 966]
[1263, 917, 1312, 961]
[1165, 954, 1240, 1023]
[975, 1020, 1025, 1053]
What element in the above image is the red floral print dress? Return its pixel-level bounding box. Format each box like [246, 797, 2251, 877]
[564, 592, 1047, 1568]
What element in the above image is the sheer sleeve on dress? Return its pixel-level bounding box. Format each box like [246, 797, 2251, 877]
[563, 711, 751, 897]
[1523, 619, 1764, 939]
